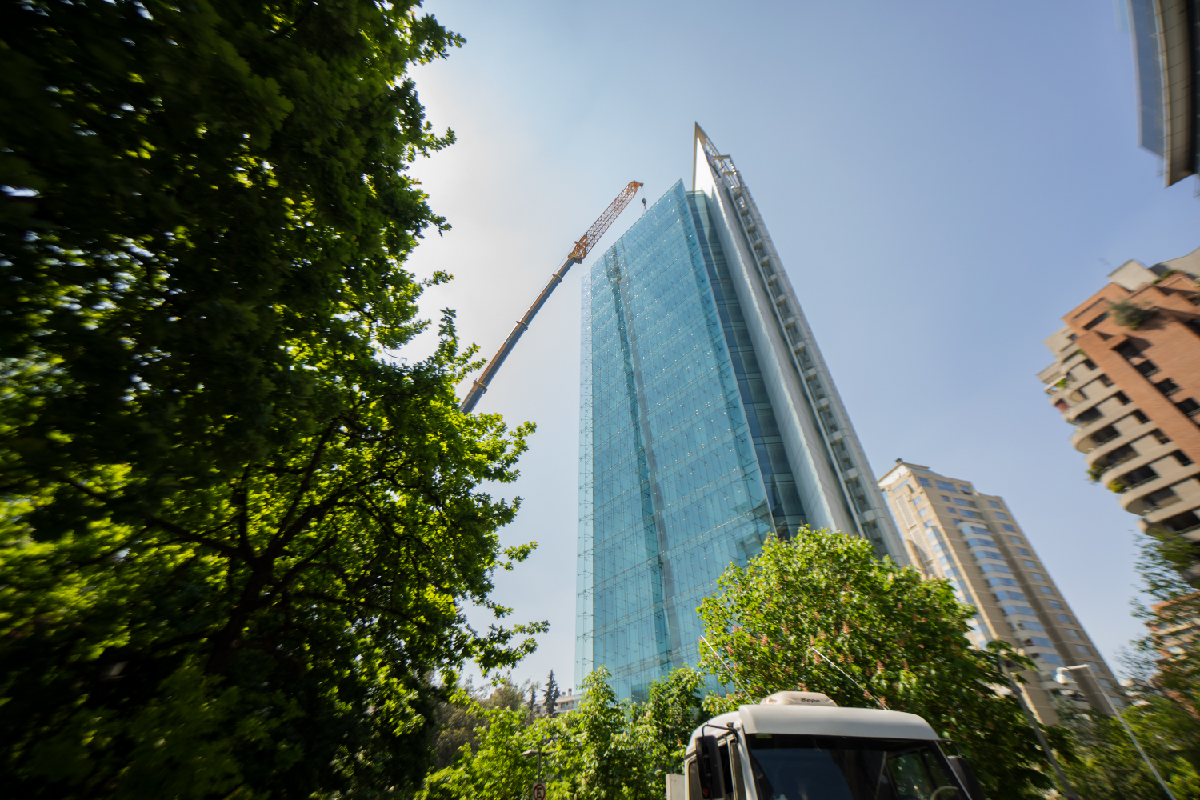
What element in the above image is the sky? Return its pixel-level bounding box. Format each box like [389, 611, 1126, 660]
[399, 0, 1200, 692]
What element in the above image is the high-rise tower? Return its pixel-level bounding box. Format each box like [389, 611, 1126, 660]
[878, 461, 1121, 724]
[575, 127, 905, 697]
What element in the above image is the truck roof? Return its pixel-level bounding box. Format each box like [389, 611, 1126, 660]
[689, 705, 940, 745]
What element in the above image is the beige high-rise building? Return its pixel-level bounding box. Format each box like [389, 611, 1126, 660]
[878, 461, 1120, 724]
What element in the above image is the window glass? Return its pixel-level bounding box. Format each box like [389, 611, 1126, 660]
[988, 500, 1001, 508]
[1066, 630, 1081, 639]
[1025, 636, 1054, 648]
[995, 512, 1010, 520]
[918, 508, 929, 517]
[995, 590, 1027, 602]
[1038, 653, 1065, 666]
[1002, 524, 1016, 532]
[953, 498, 970, 507]
[1023, 560, 1037, 569]
[1016, 547, 1031, 556]
[935, 481, 955, 491]
[988, 577, 1018, 588]
[1038, 586, 1054, 595]
[744, 735, 963, 800]
[1046, 600, 1064, 610]
[1074, 645, 1092, 656]
[1001, 604, 1036, 617]
[1031, 572, 1045, 582]
[917, 477, 931, 487]
[1056, 614, 1071, 624]
[958, 486, 971, 494]
[962, 510, 981, 519]
[941, 496, 952, 502]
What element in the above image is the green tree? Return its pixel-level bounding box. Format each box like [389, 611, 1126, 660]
[1059, 531, 1200, 799]
[697, 527, 1061, 800]
[421, 666, 705, 800]
[544, 669, 561, 717]
[1, 1, 545, 797]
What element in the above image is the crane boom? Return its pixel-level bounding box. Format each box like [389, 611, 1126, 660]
[460, 181, 643, 413]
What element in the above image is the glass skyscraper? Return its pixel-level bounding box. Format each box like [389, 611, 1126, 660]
[575, 126, 906, 698]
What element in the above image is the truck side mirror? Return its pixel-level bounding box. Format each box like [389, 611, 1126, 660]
[694, 735, 726, 800]
[946, 756, 985, 800]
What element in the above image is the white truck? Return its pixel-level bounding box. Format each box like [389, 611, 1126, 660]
[669, 692, 985, 800]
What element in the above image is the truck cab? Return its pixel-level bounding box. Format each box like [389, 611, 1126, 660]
[675, 692, 981, 800]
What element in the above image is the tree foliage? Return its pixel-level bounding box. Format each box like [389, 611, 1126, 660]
[544, 669, 561, 717]
[421, 666, 706, 800]
[1059, 531, 1200, 799]
[697, 528, 1062, 800]
[1, 1, 544, 797]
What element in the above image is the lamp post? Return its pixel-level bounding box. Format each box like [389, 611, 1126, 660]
[1056, 664, 1177, 800]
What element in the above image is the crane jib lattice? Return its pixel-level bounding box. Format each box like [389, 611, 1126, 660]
[459, 181, 643, 413]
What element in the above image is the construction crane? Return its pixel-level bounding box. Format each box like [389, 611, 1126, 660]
[460, 181, 644, 413]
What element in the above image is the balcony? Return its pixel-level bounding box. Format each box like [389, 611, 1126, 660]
[1118, 464, 1160, 492]
[1086, 443, 1138, 481]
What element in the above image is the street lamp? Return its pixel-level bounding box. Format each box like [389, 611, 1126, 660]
[1056, 664, 1177, 800]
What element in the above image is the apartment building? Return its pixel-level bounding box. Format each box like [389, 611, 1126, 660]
[879, 461, 1121, 723]
[1038, 250, 1200, 582]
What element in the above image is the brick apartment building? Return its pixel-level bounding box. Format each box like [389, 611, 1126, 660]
[1039, 248, 1200, 582]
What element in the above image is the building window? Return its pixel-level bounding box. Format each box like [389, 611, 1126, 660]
[959, 486, 972, 494]
[988, 577, 1019, 588]
[1115, 340, 1141, 359]
[1152, 429, 1171, 444]
[1002, 524, 1016, 532]
[1038, 586, 1054, 595]
[995, 512, 1010, 520]
[1066, 630, 1081, 640]
[962, 510, 981, 519]
[1023, 560, 1038, 569]
[980, 563, 1012, 574]
[1001, 604, 1036, 617]
[1114, 390, 1130, 405]
[1016, 547, 1031, 556]
[1135, 360, 1160, 377]
[1055, 614, 1071, 624]
[1074, 645, 1092, 656]
[918, 507, 929, 517]
[1155, 378, 1180, 396]
[1031, 572, 1045, 582]
[917, 477, 931, 486]
[1175, 450, 1194, 467]
[1046, 600, 1065, 610]
[1040, 653, 1065, 666]
[936, 481, 955, 491]
[987, 500, 1001, 508]
[1025, 636, 1054, 648]
[995, 590, 1027, 602]
[1177, 398, 1200, 417]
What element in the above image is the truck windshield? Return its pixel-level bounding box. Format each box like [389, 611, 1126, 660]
[745, 735, 964, 800]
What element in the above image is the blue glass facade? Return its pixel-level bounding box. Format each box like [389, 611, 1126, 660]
[575, 181, 806, 697]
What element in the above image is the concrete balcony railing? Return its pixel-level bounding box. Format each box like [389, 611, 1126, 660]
[1086, 434, 1173, 478]
[1118, 457, 1200, 513]
[1141, 478, 1200, 523]
[1064, 380, 1124, 428]
[1073, 414, 1154, 456]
